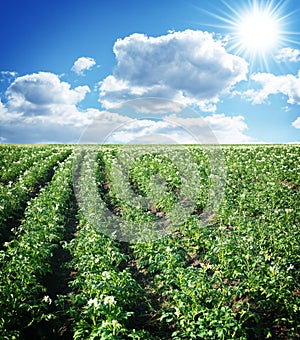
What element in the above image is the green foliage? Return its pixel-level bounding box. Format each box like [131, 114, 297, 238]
[0, 144, 299, 338]
[0, 151, 74, 337]
[0, 145, 72, 240]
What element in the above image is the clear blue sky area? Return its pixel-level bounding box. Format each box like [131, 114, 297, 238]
[1, 0, 300, 144]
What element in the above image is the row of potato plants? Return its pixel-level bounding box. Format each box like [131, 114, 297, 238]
[0, 145, 33, 170]
[0, 147, 72, 243]
[167, 146, 298, 338]
[0, 144, 298, 338]
[97, 147, 162, 242]
[97, 146, 209, 243]
[0, 153, 75, 339]
[213, 146, 300, 335]
[99, 146, 249, 338]
[0, 145, 57, 185]
[98, 145, 299, 339]
[63, 147, 152, 339]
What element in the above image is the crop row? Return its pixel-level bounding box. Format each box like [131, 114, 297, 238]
[0, 147, 72, 243]
[0, 145, 34, 170]
[0, 153, 74, 339]
[0, 146, 60, 185]
[0, 144, 298, 339]
[65, 148, 152, 339]
[96, 145, 300, 339]
[99, 146, 249, 338]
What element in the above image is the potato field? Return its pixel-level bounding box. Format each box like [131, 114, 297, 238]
[0, 144, 299, 339]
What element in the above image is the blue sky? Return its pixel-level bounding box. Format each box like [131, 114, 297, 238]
[0, 0, 300, 144]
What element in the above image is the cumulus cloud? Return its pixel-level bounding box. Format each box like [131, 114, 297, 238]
[78, 110, 133, 143]
[99, 30, 248, 111]
[238, 71, 300, 105]
[0, 63, 252, 144]
[0, 108, 133, 144]
[292, 117, 300, 128]
[203, 114, 252, 143]
[275, 48, 300, 63]
[0, 100, 8, 116]
[6, 72, 90, 116]
[106, 119, 188, 144]
[0, 100, 22, 122]
[71, 57, 96, 75]
[98, 118, 208, 144]
[79, 98, 252, 144]
[78, 110, 196, 144]
[0, 72, 104, 143]
[88, 114, 252, 144]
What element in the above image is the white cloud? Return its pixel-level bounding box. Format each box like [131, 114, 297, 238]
[0, 72, 104, 143]
[275, 48, 300, 63]
[0, 100, 22, 122]
[78, 110, 132, 143]
[1, 80, 253, 144]
[0, 71, 18, 83]
[0, 100, 7, 115]
[106, 119, 185, 144]
[99, 30, 248, 111]
[0, 71, 18, 77]
[0, 65, 252, 144]
[71, 57, 96, 75]
[81, 97, 252, 144]
[204, 114, 252, 143]
[96, 113, 252, 144]
[6, 72, 90, 116]
[238, 71, 300, 105]
[292, 117, 300, 128]
[121, 97, 184, 115]
[104, 118, 217, 144]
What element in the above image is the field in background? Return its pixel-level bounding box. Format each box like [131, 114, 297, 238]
[0, 144, 299, 339]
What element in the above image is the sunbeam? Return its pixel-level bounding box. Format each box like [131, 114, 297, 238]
[201, 0, 296, 71]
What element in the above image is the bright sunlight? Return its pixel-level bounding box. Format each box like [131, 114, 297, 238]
[204, 0, 291, 70]
[229, 0, 286, 68]
[238, 9, 279, 53]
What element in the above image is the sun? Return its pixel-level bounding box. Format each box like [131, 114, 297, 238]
[234, 1, 283, 62]
[202, 0, 292, 70]
[238, 8, 279, 53]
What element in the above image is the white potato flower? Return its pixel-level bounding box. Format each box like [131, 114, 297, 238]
[87, 297, 100, 308]
[103, 295, 116, 306]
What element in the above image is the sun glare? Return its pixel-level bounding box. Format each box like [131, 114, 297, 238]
[238, 10, 279, 53]
[229, 0, 286, 68]
[203, 0, 293, 70]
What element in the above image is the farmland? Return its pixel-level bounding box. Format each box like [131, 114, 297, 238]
[0, 144, 299, 339]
